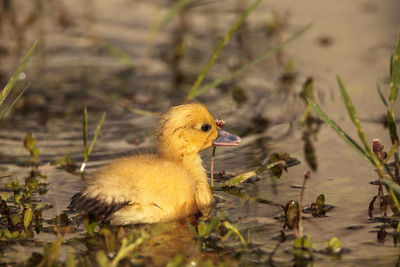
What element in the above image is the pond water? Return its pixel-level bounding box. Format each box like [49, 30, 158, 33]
[1, 0, 400, 266]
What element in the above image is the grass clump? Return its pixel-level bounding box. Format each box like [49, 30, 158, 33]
[307, 29, 400, 220]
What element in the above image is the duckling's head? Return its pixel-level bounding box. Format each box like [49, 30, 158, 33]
[157, 103, 240, 160]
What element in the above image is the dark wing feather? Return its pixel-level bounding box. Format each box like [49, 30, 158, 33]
[69, 192, 130, 221]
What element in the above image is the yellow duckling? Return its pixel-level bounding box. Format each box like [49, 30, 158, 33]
[70, 103, 241, 225]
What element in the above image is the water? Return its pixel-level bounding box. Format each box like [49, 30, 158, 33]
[1, 0, 400, 265]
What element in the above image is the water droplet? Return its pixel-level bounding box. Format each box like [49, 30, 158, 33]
[19, 72, 26, 80]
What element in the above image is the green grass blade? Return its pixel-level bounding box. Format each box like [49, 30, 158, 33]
[158, 0, 192, 32]
[387, 109, 399, 144]
[387, 30, 400, 144]
[307, 98, 374, 166]
[382, 178, 400, 197]
[376, 81, 388, 107]
[188, 23, 312, 100]
[384, 142, 400, 163]
[88, 112, 106, 156]
[103, 40, 134, 68]
[300, 77, 314, 124]
[389, 29, 400, 105]
[213, 161, 284, 189]
[0, 82, 30, 119]
[83, 107, 88, 163]
[0, 41, 37, 107]
[185, 0, 262, 101]
[337, 76, 375, 157]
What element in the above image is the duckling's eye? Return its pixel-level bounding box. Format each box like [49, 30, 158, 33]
[201, 124, 212, 132]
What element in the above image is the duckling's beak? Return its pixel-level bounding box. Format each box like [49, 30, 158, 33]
[212, 130, 241, 146]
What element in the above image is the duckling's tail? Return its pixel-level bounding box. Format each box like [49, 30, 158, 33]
[69, 192, 130, 221]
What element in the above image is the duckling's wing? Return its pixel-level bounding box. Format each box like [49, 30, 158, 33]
[69, 192, 130, 220]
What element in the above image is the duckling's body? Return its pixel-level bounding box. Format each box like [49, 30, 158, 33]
[70, 103, 240, 225]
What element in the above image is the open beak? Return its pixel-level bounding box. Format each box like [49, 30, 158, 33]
[212, 130, 241, 146]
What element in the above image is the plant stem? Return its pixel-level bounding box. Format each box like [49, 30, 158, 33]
[210, 146, 216, 188]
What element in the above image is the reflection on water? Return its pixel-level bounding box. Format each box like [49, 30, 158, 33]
[1, 0, 400, 265]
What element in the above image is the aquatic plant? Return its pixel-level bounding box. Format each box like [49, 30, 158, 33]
[187, 217, 247, 253]
[23, 132, 40, 169]
[307, 30, 400, 221]
[186, 23, 312, 100]
[80, 107, 106, 174]
[0, 41, 37, 120]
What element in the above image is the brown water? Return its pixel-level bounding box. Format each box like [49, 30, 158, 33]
[1, 0, 400, 265]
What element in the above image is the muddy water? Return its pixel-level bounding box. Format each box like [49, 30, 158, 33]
[1, 0, 400, 265]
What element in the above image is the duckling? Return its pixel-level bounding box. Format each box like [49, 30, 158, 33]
[70, 103, 241, 225]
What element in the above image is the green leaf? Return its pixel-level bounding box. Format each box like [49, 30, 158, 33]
[1, 192, 8, 201]
[382, 178, 400, 196]
[307, 98, 374, 166]
[11, 214, 21, 225]
[376, 81, 388, 107]
[42, 238, 63, 266]
[325, 237, 341, 254]
[34, 202, 46, 211]
[213, 160, 284, 188]
[387, 109, 399, 145]
[83, 107, 88, 163]
[0, 82, 30, 119]
[24, 207, 33, 228]
[10, 231, 20, 239]
[15, 194, 22, 204]
[0, 41, 37, 108]
[96, 251, 110, 267]
[84, 216, 97, 236]
[292, 235, 313, 258]
[166, 254, 185, 267]
[23, 133, 37, 152]
[66, 248, 77, 267]
[3, 229, 12, 239]
[197, 221, 207, 237]
[88, 112, 106, 156]
[81, 110, 106, 173]
[223, 221, 246, 246]
[389, 29, 400, 106]
[207, 217, 221, 234]
[300, 77, 314, 123]
[316, 194, 325, 207]
[187, 222, 198, 237]
[337, 76, 373, 158]
[186, 0, 262, 101]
